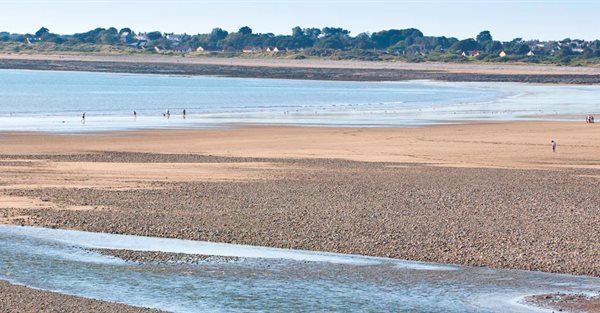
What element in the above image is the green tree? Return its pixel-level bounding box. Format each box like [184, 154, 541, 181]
[476, 30, 493, 43]
[353, 33, 375, 49]
[147, 31, 162, 40]
[239, 26, 253, 35]
[99, 27, 119, 45]
[34, 27, 49, 38]
[206, 28, 228, 49]
[322, 27, 350, 37]
[455, 38, 478, 52]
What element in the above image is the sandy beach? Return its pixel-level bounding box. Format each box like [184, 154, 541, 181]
[3, 54, 600, 83]
[0, 121, 599, 271]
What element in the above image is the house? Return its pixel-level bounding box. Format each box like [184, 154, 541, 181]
[134, 32, 148, 41]
[499, 51, 508, 57]
[171, 46, 192, 54]
[242, 46, 261, 53]
[462, 50, 481, 57]
[195, 46, 205, 52]
[155, 45, 192, 54]
[119, 32, 130, 43]
[526, 50, 535, 56]
[572, 48, 585, 53]
[164, 32, 182, 42]
[26, 37, 41, 44]
[128, 40, 147, 49]
[265, 47, 280, 53]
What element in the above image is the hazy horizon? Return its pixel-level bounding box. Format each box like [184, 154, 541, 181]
[1, 0, 599, 41]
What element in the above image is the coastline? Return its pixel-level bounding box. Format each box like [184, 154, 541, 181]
[2, 54, 600, 83]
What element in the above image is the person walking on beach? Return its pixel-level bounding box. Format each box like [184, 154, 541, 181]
[183, 109, 186, 118]
[551, 140, 556, 152]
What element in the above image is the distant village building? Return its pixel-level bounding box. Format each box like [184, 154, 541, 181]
[265, 47, 280, 53]
[164, 33, 182, 42]
[134, 32, 148, 41]
[572, 48, 585, 53]
[195, 46, 205, 52]
[242, 46, 261, 53]
[26, 37, 41, 44]
[499, 51, 508, 57]
[526, 50, 535, 56]
[462, 50, 481, 57]
[154, 45, 192, 54]
[119, 32, 130, 43]
[171, 46, 192, 54]
[128, 40, 147, 49]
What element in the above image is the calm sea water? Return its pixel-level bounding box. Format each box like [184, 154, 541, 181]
[1, 69, 599, 132]
[2, 225, 600, 313]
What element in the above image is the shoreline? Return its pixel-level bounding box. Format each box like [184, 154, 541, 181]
[2, 54, 600, 83]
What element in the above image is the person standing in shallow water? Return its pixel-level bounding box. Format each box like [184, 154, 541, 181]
[551, 140, 556, 152]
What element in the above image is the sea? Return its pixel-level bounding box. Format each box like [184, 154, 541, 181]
[1, 69, 599, 132]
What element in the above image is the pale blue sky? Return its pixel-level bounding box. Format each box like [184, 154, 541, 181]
[1, 0, 599, 41]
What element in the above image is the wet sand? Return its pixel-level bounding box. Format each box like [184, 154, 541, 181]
[0, 121, 598, 169]
[2, 54, 600, 83]
[0, 280, 165, 313]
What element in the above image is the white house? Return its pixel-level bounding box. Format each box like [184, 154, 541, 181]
[242, 46, 260, 53]
[134, 32, 148, 41]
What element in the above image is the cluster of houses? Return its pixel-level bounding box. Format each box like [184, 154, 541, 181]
[117, 31, 283, 55]
[242, 46, 280, 53]
[459, 39, 590, 58]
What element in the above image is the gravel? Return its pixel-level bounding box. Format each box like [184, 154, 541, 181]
[525, 293, 600, 313]
[0, 280, 166, 313]
[3, 152, 600, 277]
[90, 248, 240, 265]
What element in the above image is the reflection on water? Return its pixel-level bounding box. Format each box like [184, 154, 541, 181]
[1, 70, 600, 132]
[1, 225, 599, 312]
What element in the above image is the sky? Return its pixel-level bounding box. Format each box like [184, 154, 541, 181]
[1, 0, 599, 41]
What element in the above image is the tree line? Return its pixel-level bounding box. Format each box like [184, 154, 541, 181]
[1, 26, 599, 65]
